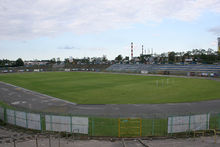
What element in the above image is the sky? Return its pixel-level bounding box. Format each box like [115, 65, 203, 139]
[0, 0, 220, 61]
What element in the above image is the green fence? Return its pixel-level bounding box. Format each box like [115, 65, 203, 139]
[1, 106, 220, 137]
[88, 117, 168, 137]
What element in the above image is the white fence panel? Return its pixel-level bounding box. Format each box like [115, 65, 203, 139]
[168, 115, 189, 133]
[168, 114, 209, 133]
[46, 115, 71, 132]
[141, 70, 148, 74]
[27, 113, 41, 130]
[72, 117, 88, 134]
[6, 109, 15, 125]
[45, 115, 88, 134]
[190, 114, 209, 131]
[15, 111, 26, 128]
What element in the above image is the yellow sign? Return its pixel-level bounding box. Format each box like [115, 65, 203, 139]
[118, 118, 142, 137]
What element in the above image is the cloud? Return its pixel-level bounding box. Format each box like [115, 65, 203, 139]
[209, 26, 220, 36]
[0, 0, 220, 40]
[152, 33, 161, 37]
[58, 46, 79, 50]
[211, 40, 217, 46]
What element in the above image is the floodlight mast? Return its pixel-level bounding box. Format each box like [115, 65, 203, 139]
[131, 42, 133, 59]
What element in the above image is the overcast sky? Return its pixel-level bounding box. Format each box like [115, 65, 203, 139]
[0, 0, 220, 60]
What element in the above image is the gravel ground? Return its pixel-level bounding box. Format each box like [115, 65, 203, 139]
[0, 136, 220, 147]
[0, 125, 220, 147]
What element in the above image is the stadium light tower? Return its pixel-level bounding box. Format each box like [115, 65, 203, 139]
[131, 42, 133, 59]
[218, 37, 220, 53]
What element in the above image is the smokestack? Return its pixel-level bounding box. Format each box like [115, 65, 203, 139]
[218, 37, 220, 53]
[131, 42, 133, 59]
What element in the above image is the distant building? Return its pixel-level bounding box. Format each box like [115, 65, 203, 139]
[24, 61, 48, 66]
[184, 58, 193, 64]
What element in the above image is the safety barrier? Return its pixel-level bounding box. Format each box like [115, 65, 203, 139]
[0, 106, 220, 137]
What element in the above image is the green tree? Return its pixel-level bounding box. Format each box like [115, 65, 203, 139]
[64, 58, 69, 64]
[168, 52, 175, 63]
[50, 58, 56, 64]
[123, 56, 129, 62]
[115, 55, 123, 62]
[16, 58, 24, 66]
[102, 55, 108, 62]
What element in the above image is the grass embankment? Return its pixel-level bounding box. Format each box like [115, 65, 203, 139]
[0, 100, 13, 109]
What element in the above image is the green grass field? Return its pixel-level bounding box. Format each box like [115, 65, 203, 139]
[0, 72, 220, 104]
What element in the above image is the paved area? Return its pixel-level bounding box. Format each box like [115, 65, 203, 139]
[1, 136, 220, 147]
[1, 80, 220, 118]
[0, 125, 220, 147]
[143, 136, 220, 147]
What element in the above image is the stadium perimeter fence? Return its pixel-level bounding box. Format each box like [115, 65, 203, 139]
[0, 106, 220, 138]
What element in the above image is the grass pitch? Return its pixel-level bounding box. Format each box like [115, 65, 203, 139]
[0, 72, 220, 104]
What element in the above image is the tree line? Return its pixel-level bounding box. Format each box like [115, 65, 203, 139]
[0, 58, 24, 67]
[167, 48, 220, 64]
[1, 48, 220, 67]
[115, 48, 220, 64]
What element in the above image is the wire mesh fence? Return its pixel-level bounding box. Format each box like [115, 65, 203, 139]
[0, 106, 220, 137]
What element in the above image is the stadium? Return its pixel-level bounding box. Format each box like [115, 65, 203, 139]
[0, 63, 220, 141]
[1, 0, 220, 145]
[1, 43, 220, 146]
